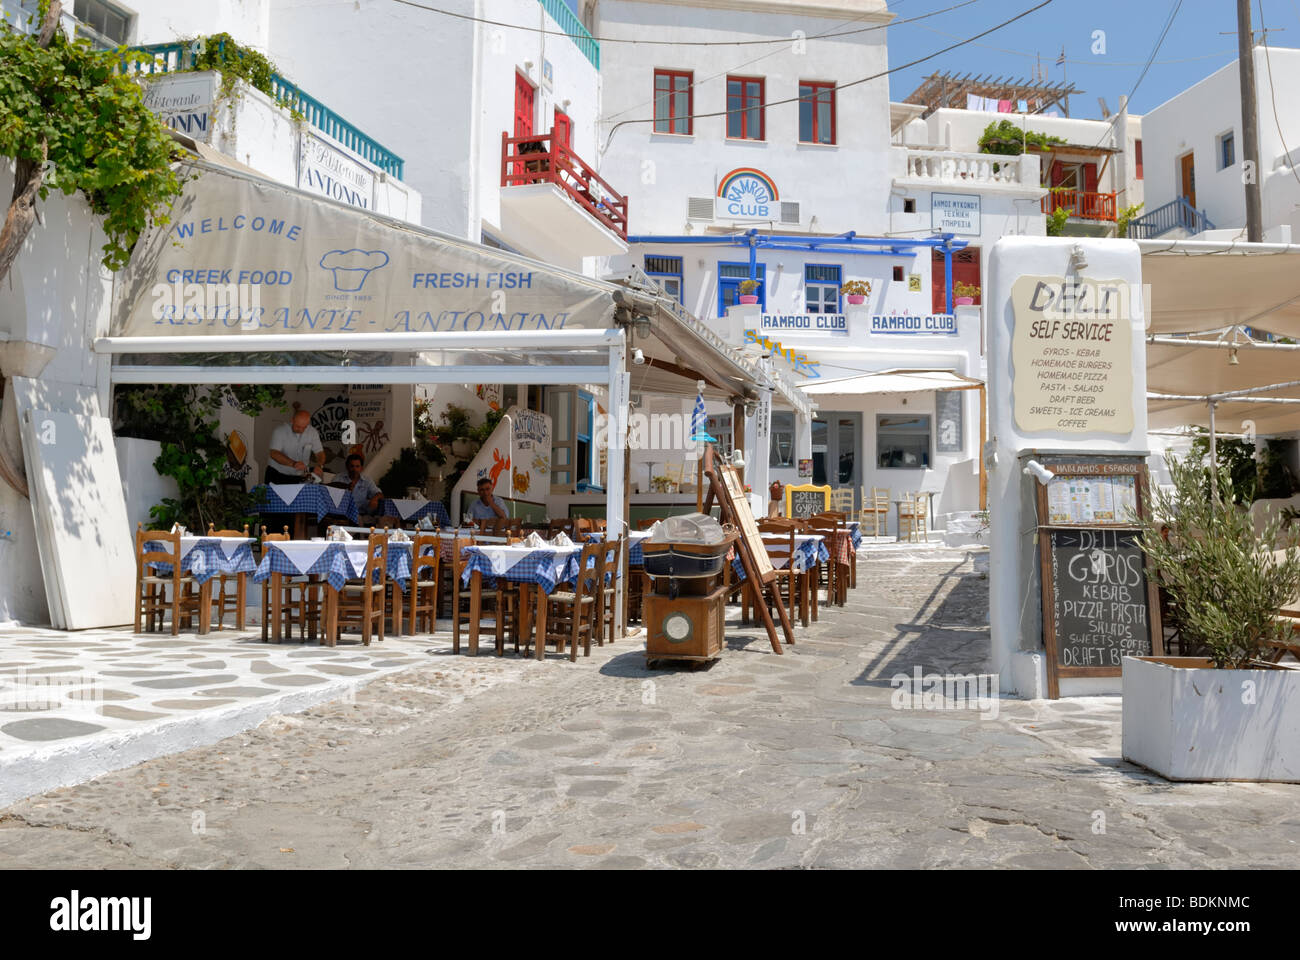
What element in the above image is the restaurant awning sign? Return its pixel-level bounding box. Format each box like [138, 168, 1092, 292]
[112, 167, 617, 338]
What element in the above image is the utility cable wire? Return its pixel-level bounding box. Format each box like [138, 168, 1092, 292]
[601, 0, 1054, 142]
[389, 0, 949, 47]
[601, 0, 969, 124]
[1258, 0, 1300, 190]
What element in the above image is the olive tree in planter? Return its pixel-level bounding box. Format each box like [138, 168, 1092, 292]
[1125, 455, 1300, 781]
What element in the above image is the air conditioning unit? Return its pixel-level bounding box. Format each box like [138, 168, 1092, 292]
[687, 197, 715, 221]
[780, 202, 801, 225]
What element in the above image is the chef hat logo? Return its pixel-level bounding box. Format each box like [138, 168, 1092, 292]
[319, 248, 390, 292]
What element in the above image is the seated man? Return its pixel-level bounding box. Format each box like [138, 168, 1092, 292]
[466, 476, 507, 526]
[341, 453, 384, 523]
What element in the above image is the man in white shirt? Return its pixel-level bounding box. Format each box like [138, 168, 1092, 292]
[266, 410, 325, 484]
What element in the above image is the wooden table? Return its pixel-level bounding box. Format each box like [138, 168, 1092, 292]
[460, 544, 585, 658]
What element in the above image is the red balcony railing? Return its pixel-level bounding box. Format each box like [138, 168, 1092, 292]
[501, 132, 630, 240]
[1042, 188, 1117, 222]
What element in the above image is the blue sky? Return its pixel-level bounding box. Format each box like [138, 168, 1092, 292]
[884, 0, 1299, 118]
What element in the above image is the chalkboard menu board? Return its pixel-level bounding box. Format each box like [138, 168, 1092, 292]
[1035, 461, 1162, 698]
[935, 390, 964, 453]
[785, 483, 831, 519]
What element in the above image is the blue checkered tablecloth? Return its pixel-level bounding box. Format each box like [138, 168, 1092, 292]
[848, 521, 862, 550]
[383, 498, 451, 527]
[145, 538, 256, 586]
[258, 484, 359, 524]
[460, 545, 585, 595]
[253, 540, 411, 592]
[730, 536, 828, 582]
[585, 531, 650, 566]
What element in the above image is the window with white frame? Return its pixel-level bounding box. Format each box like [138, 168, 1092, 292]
[804, 264, 841, 314]
[73, 0, 131, 46]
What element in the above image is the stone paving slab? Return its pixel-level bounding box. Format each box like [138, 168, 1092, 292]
[0, 624, 437, 808]
[0, 546, 1298, 869]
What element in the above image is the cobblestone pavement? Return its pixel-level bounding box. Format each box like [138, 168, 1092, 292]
[2, 546, 1298, 869]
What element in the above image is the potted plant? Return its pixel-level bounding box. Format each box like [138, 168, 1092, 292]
[737, 278, 760, 305]
[953, 281, 980, 306]
[1124, 455, 1300, 782]
[434, 403, 477, 458]
[841, 279, 872, 306]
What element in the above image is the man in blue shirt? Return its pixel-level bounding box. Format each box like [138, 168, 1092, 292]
[343, 453, 383, 515]
[466, 476, 507, 524]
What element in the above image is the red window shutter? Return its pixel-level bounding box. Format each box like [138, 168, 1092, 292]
[1084, 162, 1099, 194]
[1050, 161, 1065, 187]
[931, 250, 946, 314]
[1135, 139, 1144, 179]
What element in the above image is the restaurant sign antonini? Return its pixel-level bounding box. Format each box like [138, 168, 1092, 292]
[112, 168, 616, 337]
[1010, 274, 1136, 434]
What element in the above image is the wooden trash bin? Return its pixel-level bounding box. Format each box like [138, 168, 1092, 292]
[644, 581, 728, 666]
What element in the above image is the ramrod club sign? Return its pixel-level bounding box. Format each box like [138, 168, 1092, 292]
[716, 168, 779, 222]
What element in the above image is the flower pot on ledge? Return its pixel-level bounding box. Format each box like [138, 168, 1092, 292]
[845, 294, 867, 305]
[1122, 656, 1300, 782]
[738, 295, 759, 305]
[955, 297, 975, 306]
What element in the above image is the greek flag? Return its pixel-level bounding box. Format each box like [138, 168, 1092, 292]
[689, 389, 716, 444]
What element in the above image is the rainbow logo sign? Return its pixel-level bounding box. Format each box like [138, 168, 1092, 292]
[716, 168, 779, 220]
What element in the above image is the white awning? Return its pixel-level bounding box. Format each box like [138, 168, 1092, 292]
[1140, 239, 1300, 337]
[799, 368, 983, 396]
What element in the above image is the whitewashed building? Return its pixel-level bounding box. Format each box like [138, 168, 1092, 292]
[1135, 45, 1300, 242]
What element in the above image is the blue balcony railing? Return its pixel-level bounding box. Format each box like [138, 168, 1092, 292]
[1128, 197, 1216, 239]
[123, 40, 404, 180]
[538, 0, 599, 69]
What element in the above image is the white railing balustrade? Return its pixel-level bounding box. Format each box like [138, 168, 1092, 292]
[904, 150, 1025, 185]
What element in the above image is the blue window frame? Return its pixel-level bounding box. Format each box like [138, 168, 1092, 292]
[717, 261, 766, 316]
[645, 255, 684, 303]
[576, 390, 594, 484]
[804, 263, 841, 313]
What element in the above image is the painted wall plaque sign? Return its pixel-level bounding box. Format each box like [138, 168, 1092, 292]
[931, 192, 980, 234]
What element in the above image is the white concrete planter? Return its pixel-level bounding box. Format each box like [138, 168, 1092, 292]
[1122, 656, 1300, 782]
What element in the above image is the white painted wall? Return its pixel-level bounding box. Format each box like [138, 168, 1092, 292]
[597, 0, 894, 237]
[985, 237, 1147, 698]
[1142, 46, 1300, 238]
[127, 0, 271, 48]
[0, 165, 114, 625]
[267, 0, 600, 264]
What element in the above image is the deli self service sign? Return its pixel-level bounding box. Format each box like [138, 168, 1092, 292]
[1010, 275, 1137, 435]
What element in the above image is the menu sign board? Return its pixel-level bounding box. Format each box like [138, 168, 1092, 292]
[720, 462, 773, 579]
[1045, 474, 1137, 525]
[785, 483, 831, 519]
[1010, 275, 1135, 435]
[1035, 460, 1161, 698]
[1043, 528, 1156, 672]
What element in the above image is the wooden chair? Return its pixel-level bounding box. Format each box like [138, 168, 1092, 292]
[830, 487, 855, 516]
[898, 493, 928, 543]
[807, 514, 847, 606]
[547, 518, 576, 538]
[483, 516, 523, 537]
[597, 536, 624, 646]
[135, 525, 199, 635]
[206, 523, 250, 630]
[860, 486, 890, 538]
[260, 527, 322, 643]
[406, 533, 440, 634]
[543, 541, 605, 661]
[450, 536, 518, 655]
[330, 530, 388, 646]
[636, 516, 665, 531]
[760, 527, 803, 628]
[819, 510, 856, 588]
